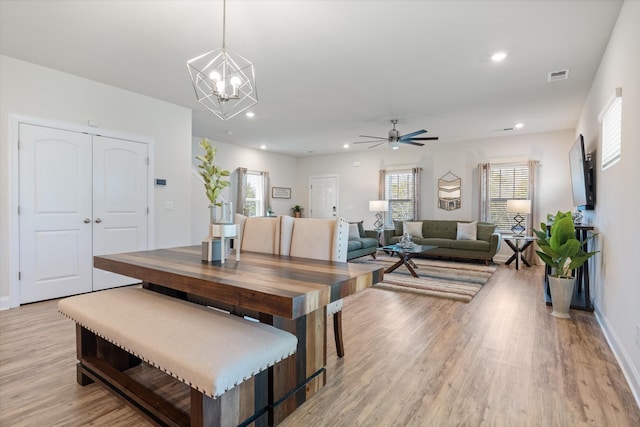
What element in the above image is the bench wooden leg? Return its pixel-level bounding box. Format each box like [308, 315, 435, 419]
[333, 311, 344, 358]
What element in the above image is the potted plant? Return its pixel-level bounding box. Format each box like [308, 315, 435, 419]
[533, 211, 598, 318]
[196, 138, 231, 223]
[292, 205, 303, 218]
[196, 138, 231, 261]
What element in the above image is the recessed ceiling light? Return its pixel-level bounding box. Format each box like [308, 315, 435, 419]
[514, 123, 524, 129]
[260, 144, 266, 150]
[343, 144, 349, 149]
[246, 111, 255, 118]
[491, 52, 507, 62]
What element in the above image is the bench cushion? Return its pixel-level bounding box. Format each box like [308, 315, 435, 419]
[58, 287, 297, 399]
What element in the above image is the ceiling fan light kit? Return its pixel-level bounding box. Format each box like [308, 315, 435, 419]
[353, 119, 439, 149]
[187, 0, 257, 121]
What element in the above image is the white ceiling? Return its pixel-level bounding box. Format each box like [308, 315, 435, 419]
[0, 0, 623, 157]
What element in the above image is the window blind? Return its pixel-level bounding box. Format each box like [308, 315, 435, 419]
[489, 164, 529, 231]
[600, 88, 622, 170]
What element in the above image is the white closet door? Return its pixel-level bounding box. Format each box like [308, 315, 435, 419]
[19, 124, 93, 303]
[92, 136, 148, 291]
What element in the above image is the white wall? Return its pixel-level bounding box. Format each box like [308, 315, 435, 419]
[190, 137, 298, 243]
[0, 56, 192, 307]
[575, 0, 640, 403]
[296, 129, 575, 236]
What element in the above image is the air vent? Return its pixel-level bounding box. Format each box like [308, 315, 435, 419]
[548, 69, 569, 82]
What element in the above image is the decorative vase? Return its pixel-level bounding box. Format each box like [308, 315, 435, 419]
[202, 202, 233, 262]
[548, 276, 575, 319]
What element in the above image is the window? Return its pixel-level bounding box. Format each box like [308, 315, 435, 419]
[600, 87, 622, 170]
[244, 171, 265, 217]
[489, 163, 529, 231]
[383, 168, 420, 226]
[237, 168, 269, 217]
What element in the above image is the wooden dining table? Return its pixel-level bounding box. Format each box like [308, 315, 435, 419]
[94, 245, 384, 424]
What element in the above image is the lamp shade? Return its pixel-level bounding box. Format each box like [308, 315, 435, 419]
[369, 200, 389, 212]
[506, 199, 531, 214]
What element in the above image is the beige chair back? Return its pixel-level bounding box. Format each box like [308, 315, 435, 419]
[281, 217, 349, 262]
[234, 214, 281, 254]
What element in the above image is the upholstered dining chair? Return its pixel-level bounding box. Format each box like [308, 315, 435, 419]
[234, 213, 281, 254]
[280, 216, 350, 357]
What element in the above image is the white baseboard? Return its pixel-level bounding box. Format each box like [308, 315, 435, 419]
[594, 303, 640, 409]
[0, 296, 11, 311]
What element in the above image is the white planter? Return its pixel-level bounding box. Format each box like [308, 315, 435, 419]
[548, 276, 575, 319]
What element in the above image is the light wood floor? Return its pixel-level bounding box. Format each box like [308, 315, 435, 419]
[1, 264, 638, 426]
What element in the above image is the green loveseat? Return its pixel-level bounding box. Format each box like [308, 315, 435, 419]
[347, 221, 379, 260]
[387, 220, 501, 264]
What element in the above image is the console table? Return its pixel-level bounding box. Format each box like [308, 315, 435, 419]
[543, 224, 595, 311]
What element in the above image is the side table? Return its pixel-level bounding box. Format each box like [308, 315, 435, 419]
[503, 235, 535, 270]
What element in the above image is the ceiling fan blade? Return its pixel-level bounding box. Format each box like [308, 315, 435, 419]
[353, 140, 386, 144]
[358, 135, 387, 140]
[408, 136, 439, 141]
[368, 141, 387, 149]
[399, 129, 427, 140]
[401, 141, 425, 147]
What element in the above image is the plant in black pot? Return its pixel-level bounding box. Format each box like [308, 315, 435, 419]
[533, 211, 598, 318]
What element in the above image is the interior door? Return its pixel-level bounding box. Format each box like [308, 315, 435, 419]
[19, 124, 93, 303]
[309, 175, 338, 219]
[92, 136, 148, 290]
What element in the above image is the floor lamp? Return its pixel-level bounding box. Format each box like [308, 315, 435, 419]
[506, 199, 531, 236]
[369, 200, 389, 230]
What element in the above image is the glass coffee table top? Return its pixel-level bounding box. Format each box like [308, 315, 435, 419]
[381, 244, 437, 277]
[382, 244, 437, 254]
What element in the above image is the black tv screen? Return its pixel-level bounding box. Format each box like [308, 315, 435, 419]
[569, 134, 594, 210]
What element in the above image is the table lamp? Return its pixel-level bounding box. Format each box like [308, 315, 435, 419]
[506, 199, 531, 236]
[369, 200, 389, 230]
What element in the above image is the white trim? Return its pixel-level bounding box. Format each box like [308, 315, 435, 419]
[0, 297, 11, 311]
[594, 303, 640, 409]
[8, 114, 155, 308]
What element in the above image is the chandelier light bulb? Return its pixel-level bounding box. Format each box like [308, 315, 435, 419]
[230, 76, 241, 87]
[209, 71, 221, 81]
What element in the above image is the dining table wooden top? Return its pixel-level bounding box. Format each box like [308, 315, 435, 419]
[94, 246, 384, 320]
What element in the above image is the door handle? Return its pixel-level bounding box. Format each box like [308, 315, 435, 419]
[83, 218, 91, 224]
[95, 218, 102, 223]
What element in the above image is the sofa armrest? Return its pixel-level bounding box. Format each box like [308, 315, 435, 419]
[364, 229, 395, 246]
[489, 231, 502, 256]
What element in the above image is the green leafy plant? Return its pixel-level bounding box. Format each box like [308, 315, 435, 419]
[196, 138, 230, 205]
[292, 205, 302, 212]
[533, 211, 598, 278]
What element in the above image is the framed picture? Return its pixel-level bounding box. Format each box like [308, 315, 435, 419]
[272, 187, 291, 199]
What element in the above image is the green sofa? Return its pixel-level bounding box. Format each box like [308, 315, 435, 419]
[387, 220, 501, 264]
[346, 221, 379, 260]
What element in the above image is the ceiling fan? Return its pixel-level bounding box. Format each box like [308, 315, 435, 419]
[353, 119, 439, 149]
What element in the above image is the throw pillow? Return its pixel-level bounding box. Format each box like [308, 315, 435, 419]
[456, 221, 477, 240]
[403, 221, 424, 238]
[348, 223, 360, 240]
[349, 220, 365, 238]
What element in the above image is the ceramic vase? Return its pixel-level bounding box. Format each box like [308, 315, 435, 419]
[548, 276, 575, 319]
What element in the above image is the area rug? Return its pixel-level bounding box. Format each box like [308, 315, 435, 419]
[351, 255, 497, 302]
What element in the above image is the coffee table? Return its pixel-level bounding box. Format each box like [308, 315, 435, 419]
[382, 244, 437, 277]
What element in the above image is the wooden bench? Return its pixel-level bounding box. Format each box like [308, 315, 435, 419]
[58, 287, 298, 427]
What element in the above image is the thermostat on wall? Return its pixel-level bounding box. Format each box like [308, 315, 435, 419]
[155, 179, 167, 187]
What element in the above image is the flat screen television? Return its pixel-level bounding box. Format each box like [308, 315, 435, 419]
[569, 134, 595, 210]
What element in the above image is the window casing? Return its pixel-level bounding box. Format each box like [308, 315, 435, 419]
[489, 163, 529, 232]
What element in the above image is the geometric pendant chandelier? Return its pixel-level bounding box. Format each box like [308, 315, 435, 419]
[187, 0, 257, 121]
